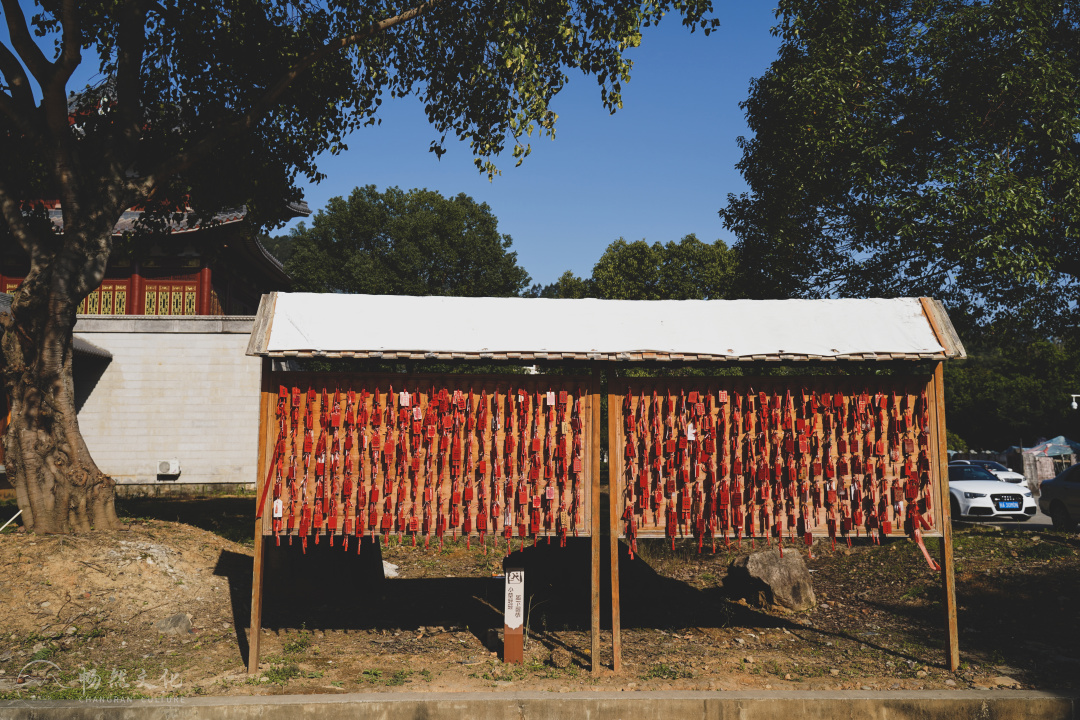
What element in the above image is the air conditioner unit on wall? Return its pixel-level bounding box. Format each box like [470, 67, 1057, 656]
[158, 459, 181, 477]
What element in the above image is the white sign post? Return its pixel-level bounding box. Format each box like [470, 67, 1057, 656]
[504, 568, 524, 663]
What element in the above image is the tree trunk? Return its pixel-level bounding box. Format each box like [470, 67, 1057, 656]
[0, 231, 121, 534]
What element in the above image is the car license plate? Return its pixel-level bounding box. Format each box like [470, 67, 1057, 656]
[997, 501, 1020, 510]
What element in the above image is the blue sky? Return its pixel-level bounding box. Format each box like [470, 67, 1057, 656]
[282, 4, 782, 287]
[3, 3, 782, 288]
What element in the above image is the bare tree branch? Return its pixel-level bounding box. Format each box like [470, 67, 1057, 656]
[111, 0, 148, 161]
[0, 39, 41, 141]
[0, 176, 36, 255]
[54, 0, 83, 82]
[138, 0, 441, 197]
[0, 39, 34, 110]
[0, 0, 52, 84]
[0, 91, 40, 140]
[35, 0, 84, 222]
[0, 2, 83, 214]
[145, 1, 168, 19]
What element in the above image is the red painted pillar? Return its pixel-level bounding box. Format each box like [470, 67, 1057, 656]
[130, 262, 144, 315]
[198, 264, 212, 315]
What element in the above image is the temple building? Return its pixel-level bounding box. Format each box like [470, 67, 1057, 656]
[0, 203, 295, 317]
[0, 203, 303, 497]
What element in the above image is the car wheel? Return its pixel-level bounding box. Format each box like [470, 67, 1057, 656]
[1050, 501, 1078, 532]
[950, 496, 961, 521]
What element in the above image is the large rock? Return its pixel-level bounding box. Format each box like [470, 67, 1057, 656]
[724, 549, 816, 611]
[155, 612, 193, 635]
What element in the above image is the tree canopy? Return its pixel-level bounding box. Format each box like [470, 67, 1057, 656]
[533, 269, 594, 299]
[536, 234, 737, 300]
[719, 0, 1080, 333]
[284, 185, 531, 297]
[0, 0, 718, 533]
[945, 334, 1080, 451]
[280, 209, 736, 302]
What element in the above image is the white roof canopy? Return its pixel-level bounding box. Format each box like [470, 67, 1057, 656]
[247, 293, 965, 363]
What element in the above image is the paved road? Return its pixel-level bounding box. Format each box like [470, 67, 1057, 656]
[1, 690, 1075, 720]
[954, 505, 1054, 531]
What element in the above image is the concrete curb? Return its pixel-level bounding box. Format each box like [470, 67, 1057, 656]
[1, 690, 1077, 720]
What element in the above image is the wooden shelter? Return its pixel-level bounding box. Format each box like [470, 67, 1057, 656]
[245, 293, 966, 673]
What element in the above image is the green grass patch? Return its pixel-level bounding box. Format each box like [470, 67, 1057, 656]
[264, 663, 302, 684]
[469, 660, 527, 682]
[386, 670, 413, 686]
[642, 662, 693, 681]
[900, 585, 926, 601]
[282, 626, 313, 655]
[1021, 542, 1075, 560]
[31, 644, 58, 661]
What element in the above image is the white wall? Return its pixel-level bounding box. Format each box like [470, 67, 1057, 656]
[73, 316, 261, 486]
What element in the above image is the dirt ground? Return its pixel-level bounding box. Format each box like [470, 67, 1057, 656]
[1, 495, 1078, 700]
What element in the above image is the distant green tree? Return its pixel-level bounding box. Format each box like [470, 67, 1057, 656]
[719, 0, 1080, 332]
[590, 234, 736, 300]
[534, 234, 737, 300]
[259, 234, 296, 264]
[590, 238, 663, 300]
[945, 334, 1080, 451]
[527, 270, 594, 299]
[946, 430, 969, 454]
[283, 186, 531, 297]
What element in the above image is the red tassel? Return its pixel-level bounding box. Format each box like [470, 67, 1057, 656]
[913, 528, 941, 571]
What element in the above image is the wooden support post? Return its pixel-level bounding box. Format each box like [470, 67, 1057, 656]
[920, 298, 960, 673]
[590, 369, 602, 673]
[247, 358, 273, 674]
[608, 386, 622, 673]
[932, 362, 960, 672]
[247, 535, 266, 674]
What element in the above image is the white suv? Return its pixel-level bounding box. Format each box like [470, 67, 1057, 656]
[951, 459, 1026, 484]
[948, 463, 1037, 521]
